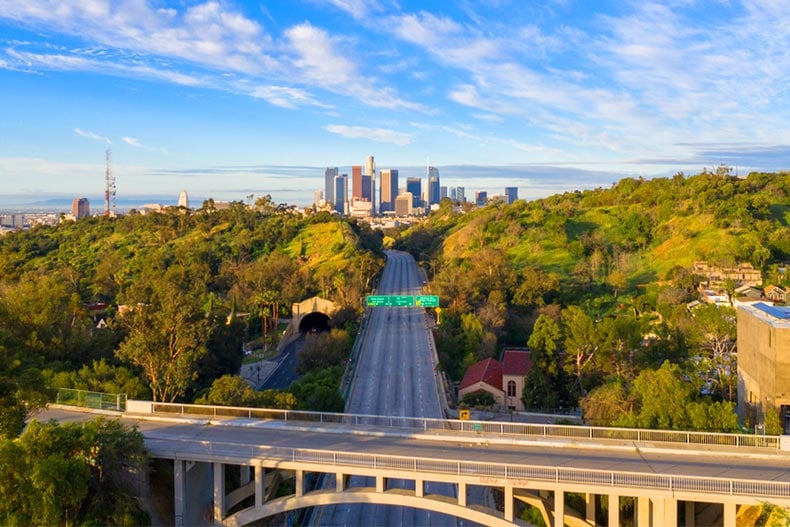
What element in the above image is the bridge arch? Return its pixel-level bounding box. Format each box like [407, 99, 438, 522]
[224, 489, 513, 527]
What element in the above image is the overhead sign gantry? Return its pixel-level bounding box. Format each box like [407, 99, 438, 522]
[366, 295, 439, 307]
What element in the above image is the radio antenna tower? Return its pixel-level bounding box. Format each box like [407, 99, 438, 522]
[104, 149, 116, 216]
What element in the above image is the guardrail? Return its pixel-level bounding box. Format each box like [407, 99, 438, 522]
[145, 402, 781, 450]
[57, 388, 126, 411]
[146, 437, 790, 501]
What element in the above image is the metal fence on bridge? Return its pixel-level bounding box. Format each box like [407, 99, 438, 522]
[147, 401, 781, 450]
[56, 388, 127, 411]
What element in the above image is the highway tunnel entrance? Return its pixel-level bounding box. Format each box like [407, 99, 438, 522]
[298, 312, 331, 334]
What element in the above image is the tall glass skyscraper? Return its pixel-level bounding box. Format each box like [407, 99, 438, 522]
[427, 166, 440, 206]
[325, 167, 338, 206]
[505, 187, 518, 204]
[407, 177, 422, 208]
[334, 173, 348, 214]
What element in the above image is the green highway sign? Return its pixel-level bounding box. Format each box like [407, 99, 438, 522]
[366, 295, 390, 306]
[366, 295, 439, 308]
[415, 295, 440, 307]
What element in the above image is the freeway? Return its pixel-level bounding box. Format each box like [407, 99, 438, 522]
[311, 250, 457, 526]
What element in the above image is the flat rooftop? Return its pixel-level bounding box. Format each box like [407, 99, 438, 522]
[740, 302, 790, 328]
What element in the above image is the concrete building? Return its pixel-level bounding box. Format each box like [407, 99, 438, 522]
[459, 350, 532, 411]
[737, 302, 790, 433]
[313, 190, 323, 208]
[394, 192, 413, 217]
[502, 349, 531, 411]
[379, 169, 398, 213]
[458, 358, 504, 406]
[365, 156, 376, 215]
[178, 190, 189, 209]
[71, 197, 90, 219]
[351, 165, 363, 201]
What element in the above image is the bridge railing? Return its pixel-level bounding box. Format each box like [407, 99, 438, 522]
[57, 388, 126, 411]
[144, 401, 781, 450]
[145, 437, 790, 501]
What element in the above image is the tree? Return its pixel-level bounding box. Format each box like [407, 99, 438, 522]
[688, 304, 737, 401]
[523, 314, 570, 409]
[115, 268, 211, 402]
[0, 418, 148, 526]
[562, 306, 601, 396]
[614, 361, 694, 429]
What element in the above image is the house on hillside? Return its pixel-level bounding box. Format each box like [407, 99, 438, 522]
[765, 285, 790, 304]
[693, 261, 762, 287]
[458, 349, 533, 411]
[458, 358, 503, 407]
[502, 349, 532, 411]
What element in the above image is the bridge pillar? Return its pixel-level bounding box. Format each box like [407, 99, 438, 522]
[554, 490, 564, 527]
[459, 482, 467, 507]
[608, 494, 620, 527]
[586, 493, 596, 525]
[415, 478, 424, 497]
[295, 470, 304, 497]
[336, 472, 346, 492]
[240, 465, 251, 486]
[376, 475, 385, 493]
[504, 485, 514, 522]
[653, 497, 677, 526]
[213, 462, 225, 521]
[723, 502, 736, 527]
[174, 460, 185, 527]
[255, 465, 264, 508]
[636, 496, 650, 526]
[684, 501, 695, 527]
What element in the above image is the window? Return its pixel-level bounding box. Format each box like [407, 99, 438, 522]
[507, 380, 517, 397]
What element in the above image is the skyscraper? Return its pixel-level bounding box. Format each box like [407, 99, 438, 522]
[456, 186, 466, 202]
[505, 187, 518, 204]
[351, 165, 363, 200]
[365, 156, 376, 215]
[475, 191, 488, 206]
[178, 190, 189, 209]
[406, 177, 422, 208]
[334, 173, 348, 214]
[427, 166, 440, 206]
[440, 186, 448, 200]
[325, 167, 338, 206]
[379, 169, 399, 213]
[71, 197, 90, 219]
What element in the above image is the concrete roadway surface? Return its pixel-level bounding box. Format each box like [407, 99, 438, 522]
[34, 406, 790, 487]
[309, 250, 467, 526]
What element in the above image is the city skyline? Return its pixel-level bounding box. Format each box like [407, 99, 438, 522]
[2, 1, 790, 207]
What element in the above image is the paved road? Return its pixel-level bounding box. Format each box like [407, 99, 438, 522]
[311, 250, 461, 526]
[35, 407, 790, 484]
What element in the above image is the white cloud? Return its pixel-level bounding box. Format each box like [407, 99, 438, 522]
[74, 128, 111, 144]
[325, 124, 412, 146]
[318, 0, 382, 19]
[121, 136, 168, 153]
[250, 85, 331, 109]
[285, 22, 356, 86]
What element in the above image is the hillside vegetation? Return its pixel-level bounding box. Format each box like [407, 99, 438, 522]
[395, 169, 790, 430]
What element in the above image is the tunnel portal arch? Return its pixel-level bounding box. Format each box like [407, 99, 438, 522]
[298, 311, 331, 334]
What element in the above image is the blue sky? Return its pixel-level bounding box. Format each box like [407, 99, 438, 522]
[1, 0, 789, 208]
